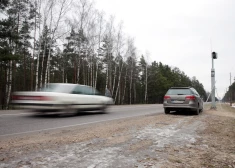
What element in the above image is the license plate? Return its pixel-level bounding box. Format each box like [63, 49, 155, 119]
[171, 100, 184, 103]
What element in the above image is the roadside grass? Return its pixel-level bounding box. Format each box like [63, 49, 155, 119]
[204, 103, 235, 113]
[219, 103, 235, 112]
[203, 103, 211, 110]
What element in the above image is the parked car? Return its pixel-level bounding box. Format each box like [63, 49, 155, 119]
[163, 87, 203, 115]
[11, 83, 114, 114]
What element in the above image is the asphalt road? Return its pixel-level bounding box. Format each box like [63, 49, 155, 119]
[0, 104, 164, 137]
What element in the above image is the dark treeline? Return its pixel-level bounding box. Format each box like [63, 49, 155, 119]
[223, 82, 235, 102]
[0, 0, 207, 109]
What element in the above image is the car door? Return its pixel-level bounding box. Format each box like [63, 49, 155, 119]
[72, 85, 102, 110]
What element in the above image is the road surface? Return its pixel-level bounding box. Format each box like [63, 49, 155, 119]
[0, 104, 164, 137]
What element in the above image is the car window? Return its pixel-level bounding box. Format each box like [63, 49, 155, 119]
[166, 89, 193, 95]
[72, 85, 83, 94]
[191, 88, 199, 96]
[41, 84, 75, 93]
[72, 85, 101, 95]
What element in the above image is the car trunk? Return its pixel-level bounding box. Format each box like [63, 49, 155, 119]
[165, 95, 193, 104]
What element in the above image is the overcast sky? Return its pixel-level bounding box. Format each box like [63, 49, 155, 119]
[95, 0, 235, 99]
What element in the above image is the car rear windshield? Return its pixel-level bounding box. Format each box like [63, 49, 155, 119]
[166, 89, 193, 95]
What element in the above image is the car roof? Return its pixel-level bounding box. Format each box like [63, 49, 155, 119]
[48, 83, 90, 87]
[170, 87, 192, 89]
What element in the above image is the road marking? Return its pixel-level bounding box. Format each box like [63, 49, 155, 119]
[0, 110, 162, 137]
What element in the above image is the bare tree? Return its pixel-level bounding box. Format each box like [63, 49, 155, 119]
[104, 16, 115, 93]
[39, 0, 53, 89]
[94, 11, 104, 89]
[6, 61, 12, 109]
[121, 38, 135, 104]
[144, 51, 150, 104]
[44, 0, 71, 85]
[71, 0, 93, 84]
[114, 22, 125, 103]
[34, 0, 43, 91]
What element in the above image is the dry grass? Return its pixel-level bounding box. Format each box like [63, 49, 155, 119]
[219, 103, 235, 112]
[204, 102, 235, 112]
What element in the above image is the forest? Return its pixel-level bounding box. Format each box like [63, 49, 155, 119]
[223, 82, 235, 103]
[0, 0, 208, 109]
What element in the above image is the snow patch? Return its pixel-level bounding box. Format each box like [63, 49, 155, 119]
[135, 118, 200, 148]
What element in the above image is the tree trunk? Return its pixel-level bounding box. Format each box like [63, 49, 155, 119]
[35, 33, 41, 90]
[44, 4, 53, 86]
[145, 64, 148, 103]
[112, 65, 116, 96]
[129, 58, 133, 104]
[83, 59, 86, 85]
[23, 48, 26, 90]
[62, 60, 65, 83]
[95, 61, 98, 89]
[122, 68, 127, 105]
[31, 10, 37, 91]
[35, 0, 42, 90]
[105, 62, 109, 91]
[114, 61, 123, 103]
[6, 61, 12, 109]
[45, 0, 67, 85]
[40, 39, 47, 89]
[134, 79, 136, 104]
[77, 56, 80, 83]
[109, 57, 112, 95]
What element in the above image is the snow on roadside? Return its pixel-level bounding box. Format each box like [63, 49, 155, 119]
[135, 118, 200, 148]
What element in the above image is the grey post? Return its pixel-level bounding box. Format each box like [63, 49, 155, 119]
[211, 52, 217, 109]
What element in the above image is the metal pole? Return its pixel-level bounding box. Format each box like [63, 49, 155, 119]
[211, 55, 216, 109]
[230, 73, 232, 106]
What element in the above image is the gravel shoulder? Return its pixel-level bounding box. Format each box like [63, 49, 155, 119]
[1, 103, 235, 168]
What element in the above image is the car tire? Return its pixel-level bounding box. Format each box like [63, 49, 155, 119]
[195, 106, 200, 115]
[164, 108, 170, 114]
[60, 104, 78, 116]
[100, 104, 108, 114]
[199, 108, 203, 113]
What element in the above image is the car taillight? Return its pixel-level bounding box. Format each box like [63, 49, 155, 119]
[28, 96, 46, 101]
[11, 95, 19, 100]
[39, 96, 51, 101]
[11, 95, 51, 101]
[164, 96, 171, 100]
[185, 96, 196, 100]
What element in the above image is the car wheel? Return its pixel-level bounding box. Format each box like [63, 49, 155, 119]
[100, 104, 108, 114]
[164, 108, 170, 114]
[199, 108, 203, 113]
[61, 104, 78, 116]
[195, 106, 200, 115]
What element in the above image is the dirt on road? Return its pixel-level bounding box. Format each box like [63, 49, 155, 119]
[1, 104, 235, 168]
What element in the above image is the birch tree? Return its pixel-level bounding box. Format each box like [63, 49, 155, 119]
[34, 0, 43, 91]
[103, 16, 115, 94]
[44, 0, 70, 86]
[144, 51, 150, 103]
[128, 38, 136, 104]
[71, 0, 93, 84]
[94, 11, 105, 89]
[113, 22, 125, 103]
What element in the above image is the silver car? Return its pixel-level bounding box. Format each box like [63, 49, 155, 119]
[163, 87, 203, 115]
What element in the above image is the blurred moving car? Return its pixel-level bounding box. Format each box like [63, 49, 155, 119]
[163, 87, 203, 115]
[11, 83, 114, 114]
